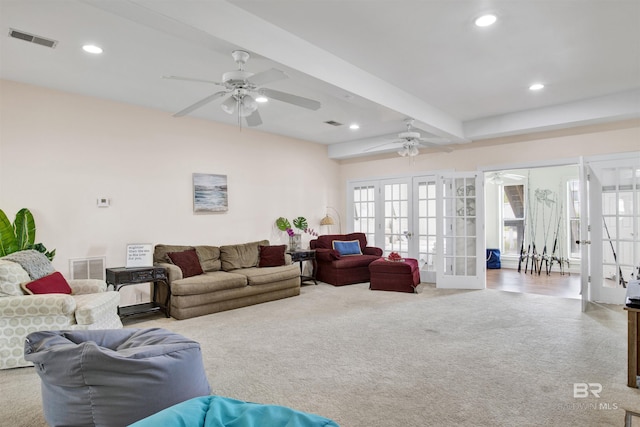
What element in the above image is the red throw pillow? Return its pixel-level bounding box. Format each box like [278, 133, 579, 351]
[167, 249, 204, 278]
[259, 245, 286, 267]
[21, 272, 72, 295]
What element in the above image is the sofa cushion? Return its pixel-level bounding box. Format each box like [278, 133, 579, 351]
[194, 246, 221, 272]
[72, 291, 121, 325]
[0, 260, 30, 297]
[168, 249, 204, 278]
[330, 255, 381, 269]
[259, 245, 286, 267]
[154, 245, 194, 264]
[2, 249, 55, 280]
[220, 240, 269, 271]
[171, 271, 247, 295]
[21, 272, 72, 295]
[237, 265, 300, 286]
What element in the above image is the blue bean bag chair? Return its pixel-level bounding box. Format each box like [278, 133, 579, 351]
[128, 395, 340, 427]
[25, 328, 211, 427]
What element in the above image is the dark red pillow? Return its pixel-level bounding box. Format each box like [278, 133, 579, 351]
[259, 245, 286, 267]
[167, 249, 204, 278]
[21, 272, 72, 295]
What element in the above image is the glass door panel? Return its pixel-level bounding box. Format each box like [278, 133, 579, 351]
[414, 176, 437, 282]
[437, 173, 485, 289]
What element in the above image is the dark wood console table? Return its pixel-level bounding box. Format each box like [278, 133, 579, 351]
[287, 250, 317, 285]
[106, 266, 170, 318]
[625, 306, 640, 388]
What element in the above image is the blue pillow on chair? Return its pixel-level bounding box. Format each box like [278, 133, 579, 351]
[332, 240, 362, 256]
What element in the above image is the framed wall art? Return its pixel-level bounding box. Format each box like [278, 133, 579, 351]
[193, 173, 228, 213]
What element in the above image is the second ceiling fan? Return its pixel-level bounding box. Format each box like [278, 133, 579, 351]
[366, 119, 452, 157]
[165, 50, 321, 126]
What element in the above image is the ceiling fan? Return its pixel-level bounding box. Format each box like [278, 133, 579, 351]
[164, 50, 321, 126]
[365, 119, 452, 157]
[486, 171, 526, 184]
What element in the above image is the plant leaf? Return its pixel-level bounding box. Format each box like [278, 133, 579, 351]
[14, 208, 36, 250]
[293, 216, 308, 231]
[275, 217, 292, 231]
[0, 209, 18, 257]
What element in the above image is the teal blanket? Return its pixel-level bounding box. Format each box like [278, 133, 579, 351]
[128, 395, 339, 427]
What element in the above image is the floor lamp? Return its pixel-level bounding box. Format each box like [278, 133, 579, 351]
[320, 207, 341, 234]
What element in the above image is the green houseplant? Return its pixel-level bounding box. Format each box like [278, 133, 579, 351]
[0, 208, 56, 260]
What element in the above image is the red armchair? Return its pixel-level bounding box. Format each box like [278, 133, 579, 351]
[309, 233, 383, 286]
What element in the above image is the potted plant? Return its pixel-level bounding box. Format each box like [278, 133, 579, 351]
[275, 216, 318, 250]
[0, 208, 56, 260]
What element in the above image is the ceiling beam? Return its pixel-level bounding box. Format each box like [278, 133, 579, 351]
[131, 0, 466, 141]
[463, 89, 640, 140]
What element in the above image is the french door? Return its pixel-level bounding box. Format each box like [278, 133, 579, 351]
[348, 172, 484, 289]
[581, 156, 640, 306]
[436, 172, 485, 289]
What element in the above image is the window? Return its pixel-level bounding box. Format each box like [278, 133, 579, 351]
[567, 179, 580, 258]
[352, 185, 376, 244]
[502, 185, 525, 256]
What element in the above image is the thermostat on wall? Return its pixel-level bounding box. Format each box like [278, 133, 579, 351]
[97, 198, 110, 207]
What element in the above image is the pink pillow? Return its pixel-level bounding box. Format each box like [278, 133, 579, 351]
[21, 272, 72, 295]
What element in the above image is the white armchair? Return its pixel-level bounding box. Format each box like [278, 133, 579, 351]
[0, 258, 122, 369]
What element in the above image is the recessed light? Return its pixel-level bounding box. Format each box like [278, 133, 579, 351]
[82, 44, 103, 54]
[255, 95, 268, 103]
[529, 83, 545, 91]
[349, 123, 360, 130]
[475, 14, 497, 27]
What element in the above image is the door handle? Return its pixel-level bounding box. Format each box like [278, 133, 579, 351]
[575, 240, 591, 245]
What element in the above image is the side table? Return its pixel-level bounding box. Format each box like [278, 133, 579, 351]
[106, 266, 171, 318]
[287, 250, 317, 285]
[625, 306, 640, 388]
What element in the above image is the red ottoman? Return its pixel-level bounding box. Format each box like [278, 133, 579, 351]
[369, 258, 420, 293]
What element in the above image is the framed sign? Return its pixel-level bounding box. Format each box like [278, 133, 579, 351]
[126, 243, 153, 268]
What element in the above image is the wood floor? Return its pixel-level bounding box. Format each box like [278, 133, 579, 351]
[486, 268, 581, 299]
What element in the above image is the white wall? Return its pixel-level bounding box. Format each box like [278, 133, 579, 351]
[0, 80, 341, 276]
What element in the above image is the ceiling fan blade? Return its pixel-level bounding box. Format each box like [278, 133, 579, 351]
[163, 75, 223, 86]
[173, 91, 228, 117]
[245, 109, 262, 127]
[260, 88, 321, 110]
[249, 68, 288, 86]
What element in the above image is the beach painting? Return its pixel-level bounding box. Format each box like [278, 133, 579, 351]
[193, 173, 228, 213]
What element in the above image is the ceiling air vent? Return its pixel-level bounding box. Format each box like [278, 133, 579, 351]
[324, 120, 343, 127]
[8, 28, 58, 48]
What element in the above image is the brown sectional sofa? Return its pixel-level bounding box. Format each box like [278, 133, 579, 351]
[153, 240, 300, 320]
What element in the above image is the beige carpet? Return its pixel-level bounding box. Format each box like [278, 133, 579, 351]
[1, 283, 639, 426]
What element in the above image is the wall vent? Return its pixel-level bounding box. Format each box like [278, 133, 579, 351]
[324, 120, 343, 127]
[8, 28, 58, 48]
[69, 257, 106, 280]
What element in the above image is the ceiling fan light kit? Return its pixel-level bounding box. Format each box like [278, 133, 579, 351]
[168, 50, 321, 126]
[365, 118, 451, 158]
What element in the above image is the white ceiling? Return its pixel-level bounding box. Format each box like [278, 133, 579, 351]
[1, 0, 639, 159]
